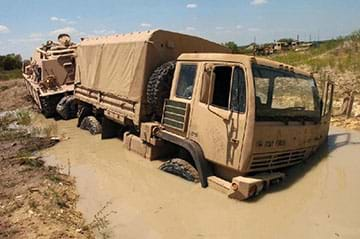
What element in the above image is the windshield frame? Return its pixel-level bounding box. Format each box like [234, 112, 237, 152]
[252, 64, 321, 122]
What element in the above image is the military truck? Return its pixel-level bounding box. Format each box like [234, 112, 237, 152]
[22, 34, 77, 119]
[75, 30, 334, 200]
[74, 29, 231, 134]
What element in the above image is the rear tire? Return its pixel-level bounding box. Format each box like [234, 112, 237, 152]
[159, 158, 199, 182]
[56, 95, 77, 120]
[40, 95, 62, 118]
[79, 116, 102, 135]
[146, 61, 176, 121]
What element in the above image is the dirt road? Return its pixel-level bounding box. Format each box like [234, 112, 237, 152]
[42, 117, 360, 239]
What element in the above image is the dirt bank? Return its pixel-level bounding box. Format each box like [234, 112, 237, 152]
[0, 81, 94, 238]
[43, 119, 360, 239]
[0, 79, 33, 112]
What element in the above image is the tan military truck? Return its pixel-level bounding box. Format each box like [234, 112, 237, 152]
[22, 34, 77, 119]
[74, 29, 231, 134]
[75, 30, 334, 200]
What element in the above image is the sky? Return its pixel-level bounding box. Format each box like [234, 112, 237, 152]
[0, 0, 359, 58]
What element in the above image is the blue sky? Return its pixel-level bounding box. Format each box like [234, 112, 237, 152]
[0, 0, 359, 58]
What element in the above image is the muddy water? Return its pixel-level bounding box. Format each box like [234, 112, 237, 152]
[41, 117, 360, 239]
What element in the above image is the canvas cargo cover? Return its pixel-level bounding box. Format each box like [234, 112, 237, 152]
[76, 29, 230, 102]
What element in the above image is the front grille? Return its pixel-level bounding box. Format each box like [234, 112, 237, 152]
[249, 149, 308, 171]
[162, 99, 189, 132]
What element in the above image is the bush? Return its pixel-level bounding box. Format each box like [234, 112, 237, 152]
[0, 54, 22, 71]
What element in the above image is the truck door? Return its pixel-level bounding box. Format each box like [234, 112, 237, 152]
[188, 64, 247, 169]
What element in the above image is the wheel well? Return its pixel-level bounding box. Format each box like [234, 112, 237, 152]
[156, 130, 213, 187]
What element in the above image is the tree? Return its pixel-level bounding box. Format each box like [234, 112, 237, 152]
[278, 38, 295, 44]
[223, 41, 239, 53]
[0, 54, 22, 71]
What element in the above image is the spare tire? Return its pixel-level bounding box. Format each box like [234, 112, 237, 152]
[79, 116, 102, 135]
[146, 61, 176, 121]
[56, 95, 77, 120]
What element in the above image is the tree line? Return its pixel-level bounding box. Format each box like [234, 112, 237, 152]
[0, 54, 22, 71]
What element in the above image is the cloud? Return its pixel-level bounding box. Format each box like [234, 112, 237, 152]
[8, 38, 44, 44]
[0, 25, 9, 33]
[186, 3, 197, 8]
[248, 27, 260, 32]
[140, 23, 151, 27]
[49, 27, 78, 36]
[30, 33, 43, 38]
[236, 25, 243, 29]
[50, 16, 76, 25]
[185, 26, 196, 31]
[250, 0, 268, 5]
[215, 26, 224, 30]
[93, 29, 116, 35]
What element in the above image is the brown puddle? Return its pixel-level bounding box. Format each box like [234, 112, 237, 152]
[41, 117, 360, 239]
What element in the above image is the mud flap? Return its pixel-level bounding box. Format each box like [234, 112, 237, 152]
[101, 117, 122, 139]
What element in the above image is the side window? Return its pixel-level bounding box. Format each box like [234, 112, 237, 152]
[230, 67, 246, 112]
[211, 66, 232, 108]
[253, 66, 271, 108]
[176, 64, 197, 99]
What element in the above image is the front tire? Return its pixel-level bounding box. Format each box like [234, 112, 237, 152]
[159, 158, 199, 182]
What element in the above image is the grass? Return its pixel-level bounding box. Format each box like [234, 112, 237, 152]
[269, 32, 360, 74]
[0, 69, 22, 81]
[16, 110, 31, 126]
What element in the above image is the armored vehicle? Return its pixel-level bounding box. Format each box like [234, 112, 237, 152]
[75, 30, 334, 200]
[22, 34, 77, 119]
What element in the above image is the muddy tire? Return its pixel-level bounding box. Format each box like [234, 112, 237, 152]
[146, 61, 176, 120]
[40, 96, 59, 118]
[56, 95, 77, 120]
[79, 116, 102, 135]
[159, 158, 199, 182]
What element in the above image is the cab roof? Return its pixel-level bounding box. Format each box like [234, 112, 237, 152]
[177, 53, 312, 77]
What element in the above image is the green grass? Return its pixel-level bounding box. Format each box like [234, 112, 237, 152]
[0, 69, 22, 80]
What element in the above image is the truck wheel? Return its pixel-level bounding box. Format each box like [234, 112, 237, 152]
[79, 116, 102, 135]
[159, 158, 199, 182]
[146, 61, 176, 120]
[56, 95, 77, 120]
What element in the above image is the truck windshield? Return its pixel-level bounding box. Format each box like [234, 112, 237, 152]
[252, 64, 321, 121]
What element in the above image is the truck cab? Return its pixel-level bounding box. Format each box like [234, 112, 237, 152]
[159, 53, 333, 184]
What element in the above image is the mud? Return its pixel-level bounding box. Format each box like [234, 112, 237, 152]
[0, 111, 94, 239]
[43, 119, 360, 239]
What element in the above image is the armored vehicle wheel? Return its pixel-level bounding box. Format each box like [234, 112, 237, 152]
[79, 116, 102, 135]
[159, 158, 199, 182]
[40, 96, 61, 118]
[56, 95, 77, 120]
[146, 61, 176, 120]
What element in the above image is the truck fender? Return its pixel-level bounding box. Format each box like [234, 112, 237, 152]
[156, 130, 213, 188]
